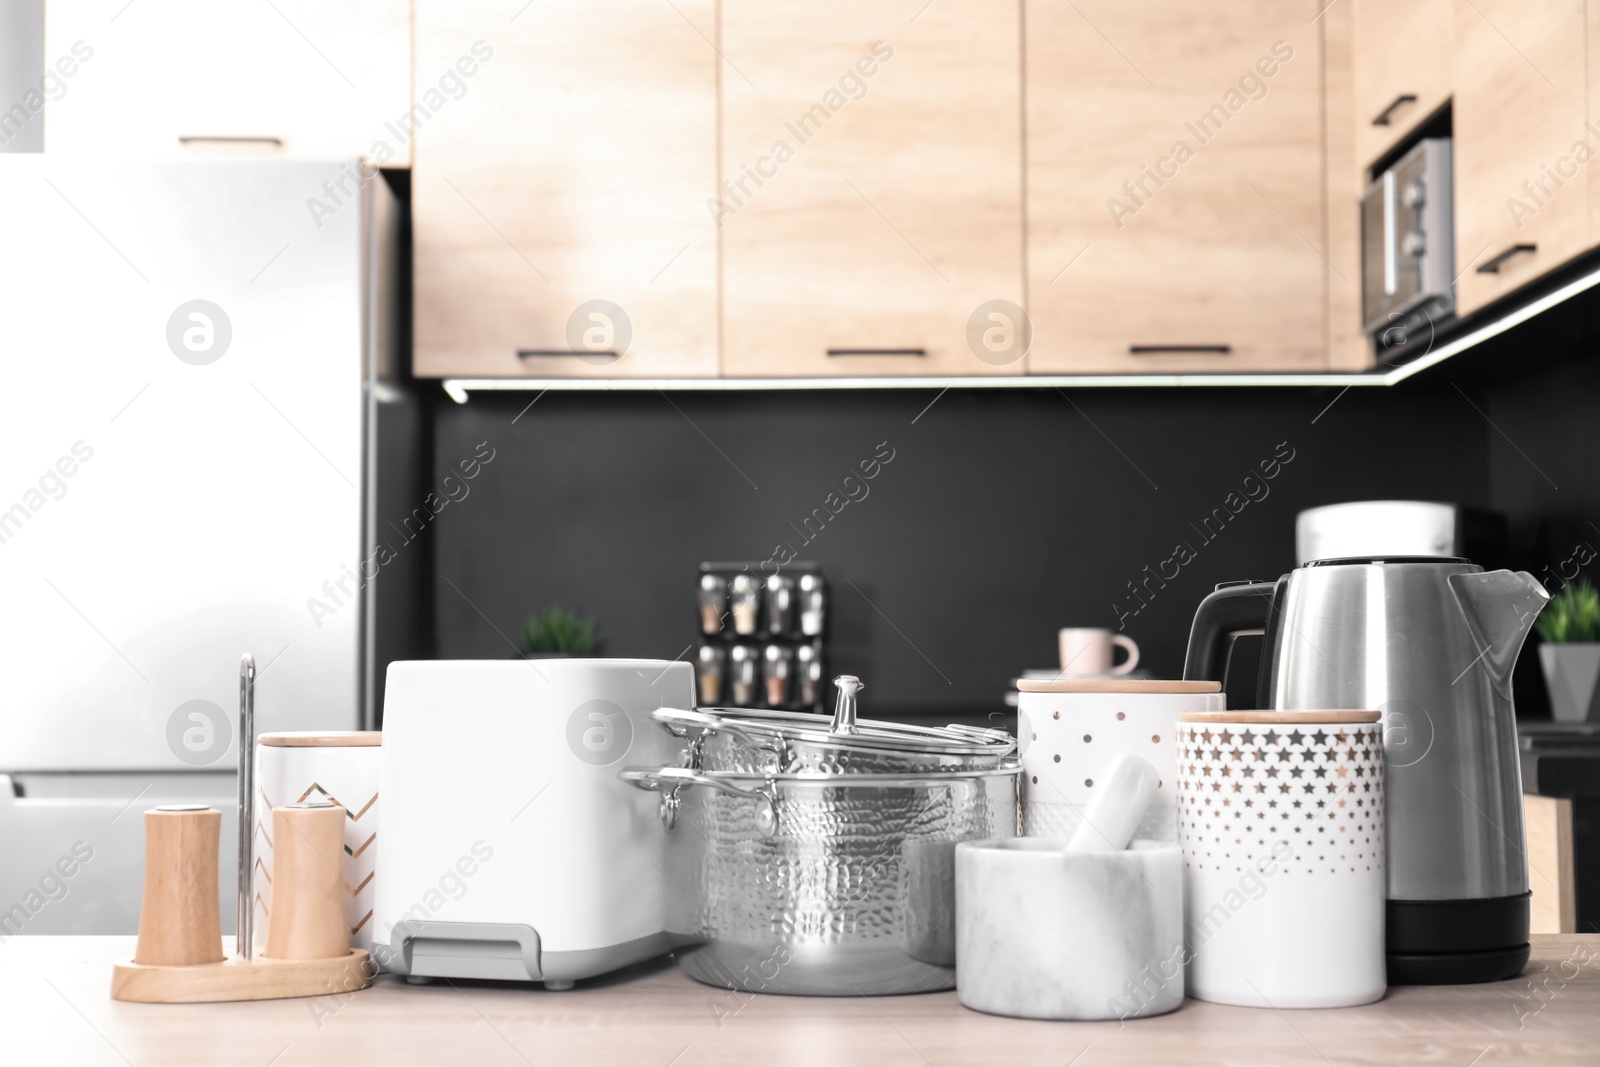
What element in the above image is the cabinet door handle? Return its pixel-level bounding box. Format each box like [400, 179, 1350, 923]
[825, 348, 926, 357]
[517, 348, 619, 359]
[1128, 345, 1231, 355]
[1475, 243, 1538, 274]
[177, 136, 285, 147]
[1371, 94, 1418, 127]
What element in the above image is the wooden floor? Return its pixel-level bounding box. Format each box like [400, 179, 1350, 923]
[3, 935, 1597, 1066]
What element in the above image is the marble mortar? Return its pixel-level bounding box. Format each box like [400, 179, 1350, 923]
[955, 838, 1183, 1021]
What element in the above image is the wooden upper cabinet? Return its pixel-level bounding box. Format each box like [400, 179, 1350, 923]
[1026, 0, 1327, 373]
[1350, 0, 1453, 170]
[1453, 0, 1588, 317]
[44, 0, 409, 158]
[718, 0, 1025, 377]
[412, 0, 718, 378]
[1591, 1, 1600, 241]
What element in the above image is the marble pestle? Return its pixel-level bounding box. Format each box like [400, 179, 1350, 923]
[1065, 754, 1160, 853]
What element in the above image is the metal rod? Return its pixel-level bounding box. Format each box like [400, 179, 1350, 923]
[237, 653, 255, 961]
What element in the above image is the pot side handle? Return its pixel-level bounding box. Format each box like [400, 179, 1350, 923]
[620, 766, 779, 838]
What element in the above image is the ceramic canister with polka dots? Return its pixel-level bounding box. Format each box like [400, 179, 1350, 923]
[1016, 680, 1224, 842]
[1176, 711, 1385, 1009]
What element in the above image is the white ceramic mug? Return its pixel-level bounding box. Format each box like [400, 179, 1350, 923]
[1017, 680, 1223, 842]
[1176, 711, 1386, 1008]
[256, 732, 382, 951]
[1059, 628, 1139, 677]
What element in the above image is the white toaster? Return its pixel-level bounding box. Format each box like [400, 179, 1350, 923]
[372, 658, 689, 988]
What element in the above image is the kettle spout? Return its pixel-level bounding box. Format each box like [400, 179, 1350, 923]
[1447, 570, 1551, 697]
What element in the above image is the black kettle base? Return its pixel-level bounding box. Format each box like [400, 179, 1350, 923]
[1387, 945, 1531, 985]
[1386, 893, 1532, 985]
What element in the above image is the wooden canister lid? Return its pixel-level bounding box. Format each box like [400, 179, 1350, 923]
[1015, 679, 1222, 694]
[259, 731, 381, 747]
[1179, 710, 1381, 724]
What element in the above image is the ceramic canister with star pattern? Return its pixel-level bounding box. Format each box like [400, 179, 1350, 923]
[1176, 710, 1386, 1008]
[1017, 679, 1224, 842]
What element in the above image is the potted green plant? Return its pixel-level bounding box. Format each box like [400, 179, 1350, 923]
[1537, 580, 1600, 723]
[518, 606, 600, 658]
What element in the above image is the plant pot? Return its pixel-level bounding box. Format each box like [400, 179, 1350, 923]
[1539, 643, 1600, 723]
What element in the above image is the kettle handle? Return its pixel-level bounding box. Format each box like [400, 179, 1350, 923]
[1182, 580, 1279, 690]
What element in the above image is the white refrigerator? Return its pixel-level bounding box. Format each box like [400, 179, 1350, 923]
[0, 157, 405, 936]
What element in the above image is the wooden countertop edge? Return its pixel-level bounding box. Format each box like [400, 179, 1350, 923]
[4, 936, 1597, 1065]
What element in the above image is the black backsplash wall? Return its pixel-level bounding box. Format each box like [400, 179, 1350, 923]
[1486, 354, 1600, 572]
[428, 382, 1492, 717]
[1484, 350, 1600, 719]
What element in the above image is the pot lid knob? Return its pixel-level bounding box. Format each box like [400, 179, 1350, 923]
[830, 675, 862, 735]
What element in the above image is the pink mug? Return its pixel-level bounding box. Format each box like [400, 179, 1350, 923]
[1058, 628, 1139, 677]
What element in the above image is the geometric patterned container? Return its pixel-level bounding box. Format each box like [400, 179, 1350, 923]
[1176, 711, 1385, 1008]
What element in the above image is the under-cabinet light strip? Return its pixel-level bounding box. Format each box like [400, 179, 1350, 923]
[439, 261, 1600, 403]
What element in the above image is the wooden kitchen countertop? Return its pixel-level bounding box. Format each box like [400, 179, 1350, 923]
[4, 936, 1598, 1066]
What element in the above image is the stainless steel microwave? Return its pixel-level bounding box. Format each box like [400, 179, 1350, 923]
[1361, 138, 1454, 350]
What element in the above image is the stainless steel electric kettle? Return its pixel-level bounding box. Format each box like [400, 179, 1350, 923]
[1183, 556, 1549, 985]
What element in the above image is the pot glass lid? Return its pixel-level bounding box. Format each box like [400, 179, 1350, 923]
[675, 675, 1016, 758]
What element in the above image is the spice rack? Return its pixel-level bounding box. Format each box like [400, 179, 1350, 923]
[695, 561, 826, 713]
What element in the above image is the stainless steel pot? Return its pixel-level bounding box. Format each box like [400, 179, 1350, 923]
[623, 676, 1019, 996]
